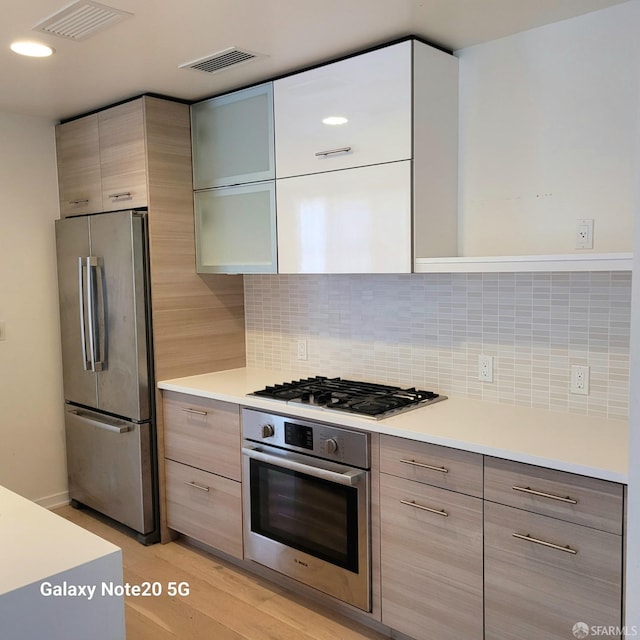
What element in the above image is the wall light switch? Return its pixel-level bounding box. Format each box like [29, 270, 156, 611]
[0, 321, 5, 341]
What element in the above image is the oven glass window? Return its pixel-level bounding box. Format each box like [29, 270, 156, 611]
[250, 459, 359, 572]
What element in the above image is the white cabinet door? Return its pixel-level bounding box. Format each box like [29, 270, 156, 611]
[274, 42, 412, 179]
[195, 181, 277, 273]
[192, 83, 275, 189]
[276, 161, 411, 273]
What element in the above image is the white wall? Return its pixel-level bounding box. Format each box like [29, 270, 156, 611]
[0, 110, 67, 507]
[458, 2, 640, 257]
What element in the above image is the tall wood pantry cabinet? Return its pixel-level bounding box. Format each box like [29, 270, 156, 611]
[54, 95, 247, 541]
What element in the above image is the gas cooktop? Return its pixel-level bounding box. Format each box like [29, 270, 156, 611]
[249, 376, 446, 419]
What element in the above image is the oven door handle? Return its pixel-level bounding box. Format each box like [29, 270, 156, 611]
[242, 446, 365, 487]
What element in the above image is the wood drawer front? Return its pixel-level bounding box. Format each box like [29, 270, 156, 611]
[165, 459, 242, 559]
[163, 391, 241, 480]
[484, 501, 622, 640]
[484, 457, 623, 534]
[380, 434, 483, 497]
[380, 473, 483, 640]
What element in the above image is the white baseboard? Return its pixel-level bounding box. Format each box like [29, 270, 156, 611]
[36, 491, 70, 510]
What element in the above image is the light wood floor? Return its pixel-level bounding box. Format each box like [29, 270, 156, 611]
[54, 506, 390, 640]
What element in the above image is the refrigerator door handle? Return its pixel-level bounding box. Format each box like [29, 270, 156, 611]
[77, 257, 91, 370]
[86, 256, 105, 372]
[69, 409, 131, 434]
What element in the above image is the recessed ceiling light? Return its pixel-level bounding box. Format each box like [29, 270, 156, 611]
[10, 41, 55, 57]
[322, 116, 348, 126]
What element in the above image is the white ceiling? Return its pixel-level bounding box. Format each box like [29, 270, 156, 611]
[0, 0, 630, 122]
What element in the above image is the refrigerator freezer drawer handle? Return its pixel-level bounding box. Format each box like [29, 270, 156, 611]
[70, 410, 131, 434]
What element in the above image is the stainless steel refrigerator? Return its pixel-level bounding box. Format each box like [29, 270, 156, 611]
[55, 209, 158, 544]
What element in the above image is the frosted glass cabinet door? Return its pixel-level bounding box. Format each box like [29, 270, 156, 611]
[191, 83, 275, 189]
[274, 42, 412, 179]
[195, 182, 277, 274]
[276, 162, 412, 273]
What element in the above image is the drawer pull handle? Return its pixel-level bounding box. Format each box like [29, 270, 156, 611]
[315, 146, 352, 157]
[512, 485, 578, 504]
[400, 458, 448, 473]
[69, 199, 89, 205]
[400, 499, 448, 517]
[182, 408, 208, 416]
[108, 191, 132, 200]
[512, 532, 578, 555]
[184, 481, 210, 492]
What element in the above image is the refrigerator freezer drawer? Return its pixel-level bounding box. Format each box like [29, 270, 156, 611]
[65, 406, 154, 535]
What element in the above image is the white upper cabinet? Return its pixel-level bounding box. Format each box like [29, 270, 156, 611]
[274, 42, 412, 179]
[191, 83, 275, 189]
[277, 161, 411, 274]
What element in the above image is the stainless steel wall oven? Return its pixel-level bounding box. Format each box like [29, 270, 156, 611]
[242, 408, 371, 611]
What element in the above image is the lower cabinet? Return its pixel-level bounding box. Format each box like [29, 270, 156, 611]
[165, 459, 242, 559]
[484, 458, 624, 640]
[162, 392, 243, 559]
[484, 502, 623, 640]
[380, 466, 483, 639]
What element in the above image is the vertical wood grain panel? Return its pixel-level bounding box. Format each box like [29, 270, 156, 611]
[142, 96, 246, 542]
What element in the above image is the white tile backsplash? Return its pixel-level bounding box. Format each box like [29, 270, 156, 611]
[244, 271, 631, 419]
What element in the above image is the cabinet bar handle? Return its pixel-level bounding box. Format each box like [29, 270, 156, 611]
[184, 481, 210, 492]
[400, 458, 448, 473]
[512, 532, 578, 554]
[400, 499, 448, 517]
[70, 199, 89, 205]
[182, 408, 208, 416]
[108, 191, 132, 199]
[315, 146, 352, 157]
[512, 485, 578, 504]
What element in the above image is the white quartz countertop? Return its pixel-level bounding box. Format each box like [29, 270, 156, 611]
[0, 485, 121, 595]
[158, 367, 629, 484]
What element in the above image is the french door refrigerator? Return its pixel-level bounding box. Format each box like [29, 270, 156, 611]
[55, 209, 158, 544]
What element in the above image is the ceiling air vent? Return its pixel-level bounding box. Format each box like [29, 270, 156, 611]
[33, 1, 133, 41]
[180, 47, 264, 75]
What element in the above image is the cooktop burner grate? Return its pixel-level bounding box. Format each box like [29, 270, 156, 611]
[250, 376, 445, 418]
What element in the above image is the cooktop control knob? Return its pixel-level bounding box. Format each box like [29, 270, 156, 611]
[261, 423, 275, 438]
[324, 438, 339, 455]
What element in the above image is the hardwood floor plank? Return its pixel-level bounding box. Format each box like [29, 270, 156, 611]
[53, 505, 389, 640]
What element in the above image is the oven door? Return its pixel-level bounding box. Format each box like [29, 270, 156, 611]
[242, 443, 370, 611]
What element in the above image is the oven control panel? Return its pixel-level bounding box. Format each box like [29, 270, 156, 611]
[242, 408, 370, 469]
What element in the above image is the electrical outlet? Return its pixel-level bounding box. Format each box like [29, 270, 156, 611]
[576, 219, 594, 249]
[297, 339, 307, 361]
[0, 321, 5, 341]
[478, 355, 494, 382]
[570, 365, 590, 395]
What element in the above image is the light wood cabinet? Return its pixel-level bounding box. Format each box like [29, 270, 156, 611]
[98, 99, 147, 211]
[484, 457, 624, 640]
[55, 114, 102, 217]
[380, 436, 483, 640]
[165, 459, 242, 559]
[162, 391, 243, 557]
[163, 391, 241, 481]
[380, 434, 483, 497]
[56, 98, 147, 217]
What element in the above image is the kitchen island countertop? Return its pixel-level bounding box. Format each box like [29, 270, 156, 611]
[158, 367, 628, 484]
